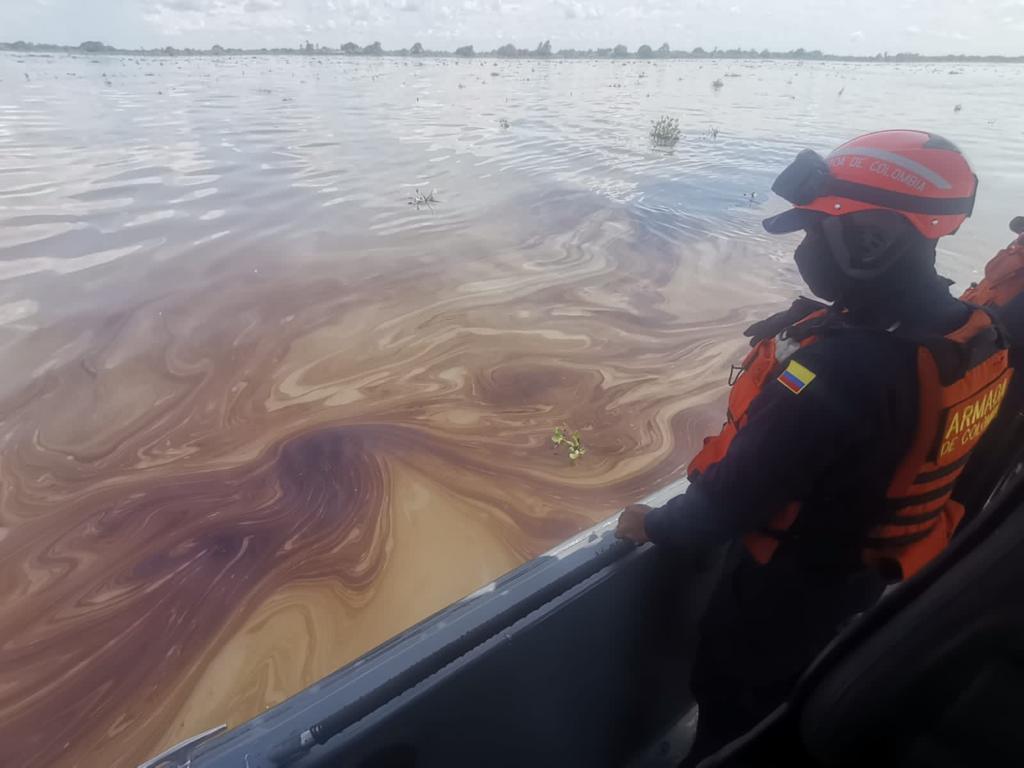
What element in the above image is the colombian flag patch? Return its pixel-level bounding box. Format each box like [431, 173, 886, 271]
[777, 360, 816, 395]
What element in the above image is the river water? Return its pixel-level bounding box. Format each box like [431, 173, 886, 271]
[0, 52, 1021, 767]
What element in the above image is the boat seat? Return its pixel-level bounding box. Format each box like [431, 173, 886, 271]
[701, 461, 1024, 768]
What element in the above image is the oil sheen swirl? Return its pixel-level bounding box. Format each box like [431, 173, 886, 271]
[1, 52, 1020, 767]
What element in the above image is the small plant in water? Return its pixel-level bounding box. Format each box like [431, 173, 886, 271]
[551, 426, 587, 464]
[649, 115, 681, 147]
[712, 78, 724, 90]
[408, 188, 439, 210]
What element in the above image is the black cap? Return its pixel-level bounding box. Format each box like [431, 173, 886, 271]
[762, 208, 827, 235]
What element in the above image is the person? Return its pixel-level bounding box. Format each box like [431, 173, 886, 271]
[615, 130, 1013, 766]
[954, 218, 1024, 515]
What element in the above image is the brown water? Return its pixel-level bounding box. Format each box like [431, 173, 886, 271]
[0, 53, 1021, 767]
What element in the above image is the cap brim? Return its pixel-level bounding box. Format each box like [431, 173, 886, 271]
[762, 208, 826, 235]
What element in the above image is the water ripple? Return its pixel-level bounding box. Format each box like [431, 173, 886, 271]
[0, 51, 1022, 768]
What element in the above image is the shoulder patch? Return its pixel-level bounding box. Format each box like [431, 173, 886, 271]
[777, 360, 817, 395]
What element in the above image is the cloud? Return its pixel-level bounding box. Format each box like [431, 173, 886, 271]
[142, 0, 299, 36]
[338, 0, 372, 21]
[555, 0, 602, 20]
[5, 0, 1020, 57]
[163, 0, 206, 10]
[244, 0, 282, 11]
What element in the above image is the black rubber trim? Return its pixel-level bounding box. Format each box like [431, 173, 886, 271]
[914, 454, 972, 484]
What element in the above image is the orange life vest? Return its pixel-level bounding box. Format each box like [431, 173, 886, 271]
[950, 228, 1024, 517]
[961, 230, 1024, 309]
[688, 302, 1012, 581]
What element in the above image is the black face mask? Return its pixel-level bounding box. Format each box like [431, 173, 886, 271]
[794, 226, 843, 301]
[794, 215, 940, 322]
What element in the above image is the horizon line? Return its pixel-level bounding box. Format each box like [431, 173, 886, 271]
[2, 39, 1023, 62]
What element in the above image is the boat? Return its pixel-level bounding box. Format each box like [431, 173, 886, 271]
[144, 224, 1024, 768]
[141, 431, 1024, 768]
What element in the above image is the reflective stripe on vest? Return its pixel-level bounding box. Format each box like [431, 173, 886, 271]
[688, 306, 1012, 577]
[865, 314, 1012, 579]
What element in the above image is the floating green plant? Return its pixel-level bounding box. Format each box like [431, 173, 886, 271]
[551, 426, 587, 464]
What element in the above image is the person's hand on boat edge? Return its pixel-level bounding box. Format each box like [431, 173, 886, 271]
[615, 503, 652, 543]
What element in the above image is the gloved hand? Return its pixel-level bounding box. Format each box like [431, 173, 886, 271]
[615, 503, 652, 543]
[743, 296, 828, 345]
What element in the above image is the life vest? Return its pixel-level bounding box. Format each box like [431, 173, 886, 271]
[961, 229, 1024, 310]
[952, 227, 1024, 515]
[688, 299, 1012, 581]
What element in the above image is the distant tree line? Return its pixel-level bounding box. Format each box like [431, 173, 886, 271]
[2, 39, 1022, 63]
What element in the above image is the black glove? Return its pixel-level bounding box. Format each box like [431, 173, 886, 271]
[743, 296, 829, 346]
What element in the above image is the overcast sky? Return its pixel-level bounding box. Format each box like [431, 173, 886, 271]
[4, 0, 1024, 55]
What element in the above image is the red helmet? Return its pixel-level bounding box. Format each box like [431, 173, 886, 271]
[763, 130, 978, 239]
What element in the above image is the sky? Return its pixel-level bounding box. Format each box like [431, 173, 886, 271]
[3, 0, 1024, 56]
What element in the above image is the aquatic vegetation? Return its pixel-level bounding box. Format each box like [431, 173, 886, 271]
[649, 115, 681, 147]
[712, 78, 724, 90]
[551, 426, 587, 464]
[408, 188, 439, 209]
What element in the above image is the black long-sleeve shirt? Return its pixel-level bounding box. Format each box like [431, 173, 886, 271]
[644, 288, 969, 567]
